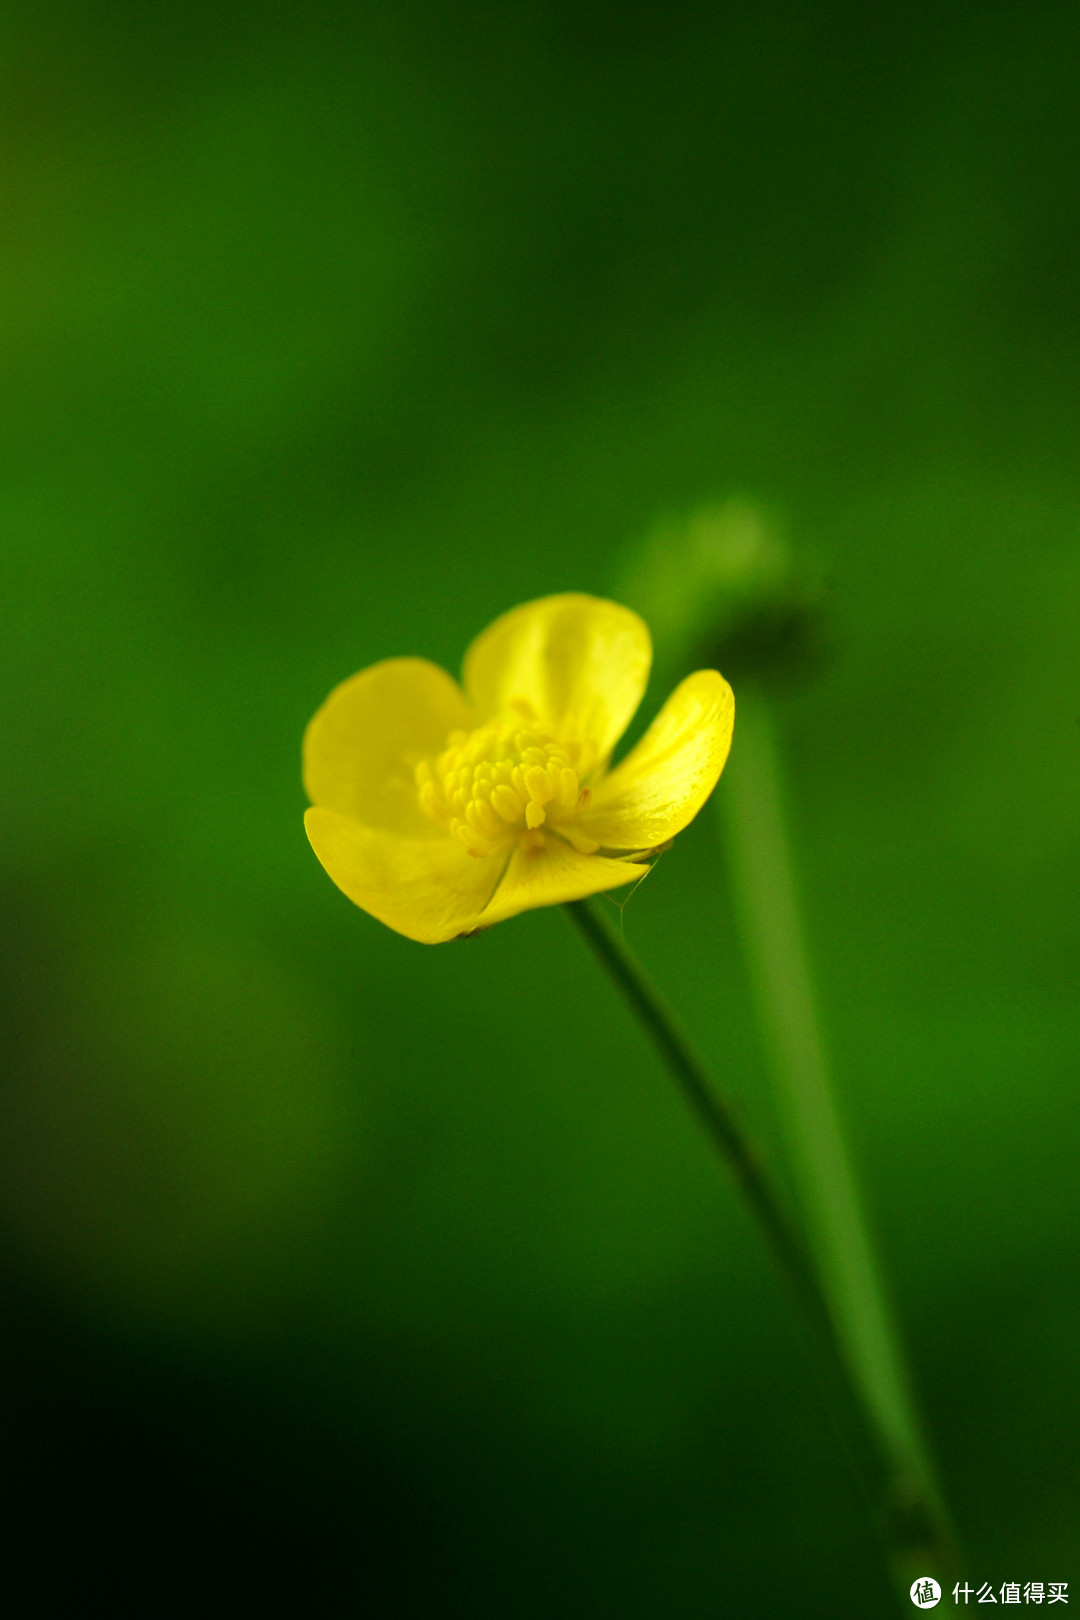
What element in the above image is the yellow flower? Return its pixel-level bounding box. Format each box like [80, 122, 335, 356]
[303, 594, 734, 943]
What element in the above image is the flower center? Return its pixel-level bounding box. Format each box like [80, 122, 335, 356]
[415, 709, 600, 857]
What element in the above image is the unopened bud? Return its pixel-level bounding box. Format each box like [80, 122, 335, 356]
[616, 497, 831, 692]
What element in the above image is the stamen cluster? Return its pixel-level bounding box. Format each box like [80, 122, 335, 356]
[415, 715, 599, 857]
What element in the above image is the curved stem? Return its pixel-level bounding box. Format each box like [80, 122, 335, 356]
[564, 893, 957, 1601]
[718, 688, 959, 1589]
[566, 895, 837, 1340]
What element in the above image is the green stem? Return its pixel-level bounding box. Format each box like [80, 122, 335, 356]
[565, 878, 958, 1601]
[564, 898, 896, 1563]
[565, 895, 843, 1346]
[718, 687, 957, 1588]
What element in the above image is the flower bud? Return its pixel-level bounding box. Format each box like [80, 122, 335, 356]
[615, 497, 831, 693]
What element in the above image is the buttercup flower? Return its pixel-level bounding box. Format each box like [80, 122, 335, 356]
[303, 594, 734, 943]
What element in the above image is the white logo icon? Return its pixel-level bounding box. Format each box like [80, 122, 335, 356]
[910, 1577, 941, 1608]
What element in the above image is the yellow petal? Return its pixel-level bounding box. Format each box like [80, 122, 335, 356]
[304, 808, 504, 943]
[462, 594, 651, 762]
[580, 670, 735, 850]
[303, 658, 475, 836]
[477, 835, 648, 929]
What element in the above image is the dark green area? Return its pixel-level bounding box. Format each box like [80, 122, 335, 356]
[2, 2, 1078, 1611]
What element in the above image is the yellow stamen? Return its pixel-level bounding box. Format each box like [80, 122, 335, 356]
[417, 713, 600, 855]
[524, 765, 554, 805]
[491, 784, 523, 822]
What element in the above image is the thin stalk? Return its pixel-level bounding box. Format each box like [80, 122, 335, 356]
[565, 895, 908, 1596]
[565, 895, 843, 1346]
[718, 686, 957, 1588]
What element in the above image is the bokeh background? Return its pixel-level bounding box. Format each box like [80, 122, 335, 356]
[3, 2, 1079, 1612]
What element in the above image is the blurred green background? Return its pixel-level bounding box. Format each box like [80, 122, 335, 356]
[3, 2, 1078, 1612]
